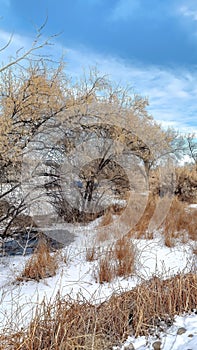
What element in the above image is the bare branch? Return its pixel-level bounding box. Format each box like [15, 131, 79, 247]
[0, 32, 13, 52]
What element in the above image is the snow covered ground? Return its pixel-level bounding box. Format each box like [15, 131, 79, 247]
[0, 223, 196, 349]
[119, 313, 197, 349]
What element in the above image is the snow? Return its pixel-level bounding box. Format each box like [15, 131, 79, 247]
[0, 224, 196, 348]
[119, 313, 197, 350]
[189, 204, 197, 209]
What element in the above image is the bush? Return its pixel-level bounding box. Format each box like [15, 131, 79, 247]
[1, 272, 196, 349]
[17, 239, 59, 282]
[175, 165, 197, 203]
[94, 237, 136, 283]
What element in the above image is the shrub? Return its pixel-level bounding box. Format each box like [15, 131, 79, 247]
[1, 272, 196, 349]
[175, 165, 197, 203]
[17, 239, 59, 282]
[128, 193, 157, 239]
[162, 197, 197, 244]
[94, 246, 115, 283]
[128, 194, 196, 244]
[114, 237, 136, 277]
[94, 237, 136, 283]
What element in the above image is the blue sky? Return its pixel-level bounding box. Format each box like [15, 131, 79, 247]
[0, 0, 197, 134]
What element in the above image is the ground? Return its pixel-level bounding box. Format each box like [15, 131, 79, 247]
[0, 203, 197, 349]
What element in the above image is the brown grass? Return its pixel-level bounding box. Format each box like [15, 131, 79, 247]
[127, 193, 196, 245]
[94, 237, 136, 283]
[1, 272, 196, 349]
[162, 197, 197, 245]
[96, 255, 115, 284]
[94, 246, 115, 283]
[114, 237, 136, 277]
[128, 193, 157, 239]
[164, 232, 176, 248]
[99, 207, 113, 227]
[99, 203, 125, 228]
[150, 165, 197, 204]
[17, 239, 59, 282]
[130, 272, 197, 336]
[85, 245, 98, 262]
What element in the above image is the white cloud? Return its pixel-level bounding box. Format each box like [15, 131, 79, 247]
[64, 47, 197, 135]
[0, 30, 25, 48]
[177, 0, 197, 24]
[0, 29, 54, 66]
[0, 29, 196, 136]
[179, 5, 197, 21]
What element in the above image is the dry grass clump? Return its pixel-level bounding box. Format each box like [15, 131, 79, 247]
[99, 203, 125, 228]
[99, 207, 113, 227]
[129, 272, 197, 336]
[162, 197, 197, 245]
[114, 237, 136, 277]
[128, 193, 157, 239]
[17, 239, 59, 282]
[94, 237, 136, 283]
[85, 245, 99, 262]
[1, 272, 196, 349]
[99, 204, 125, 227]
[95, 248, 115, 283]
[127, 193, 196, 245]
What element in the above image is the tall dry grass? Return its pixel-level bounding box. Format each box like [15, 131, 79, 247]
[128, 193, 157, 239]
[161, 197, 197, 246]
[114, 237, 136, 277]
[128, 194, 196, 245]
[98, 203, 125, 228]
[150, 165, 197, 204]
[1, 272, 196, 349]
[94, 247, 115, 283]
[93, 237, 136, 283]
[17, 239, 59, 282]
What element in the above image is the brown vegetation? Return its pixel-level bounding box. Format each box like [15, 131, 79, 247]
[99, 207, 114, 227]
[128, 193, 157, 239]
[17, 239, 59, 282]
[175, 165, 197, 203]
[95, 248, 115, 283]
[94, 237, 136, 283]
[114, 237, 136, 277]
[1, 272, 196, 349]
[150, 165, 197, 204]
[127, 192, 196, 244]
[162, 196, 197, 245]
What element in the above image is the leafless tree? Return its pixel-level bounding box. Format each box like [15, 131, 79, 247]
[186, 134, 197, 169]
[0, 36, 178, 238]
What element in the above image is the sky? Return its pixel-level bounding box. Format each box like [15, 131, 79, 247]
[0, 0, 197, 134]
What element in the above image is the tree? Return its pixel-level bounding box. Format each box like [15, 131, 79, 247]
[32, 86, 176, 225]
[0, 40, 177, 238]
[0, 18, 56, 74]
[185, 134, 197, 169]
[0, 24, 68, 237]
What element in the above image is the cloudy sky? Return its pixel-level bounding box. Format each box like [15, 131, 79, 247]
[0, 0, 197, 134]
